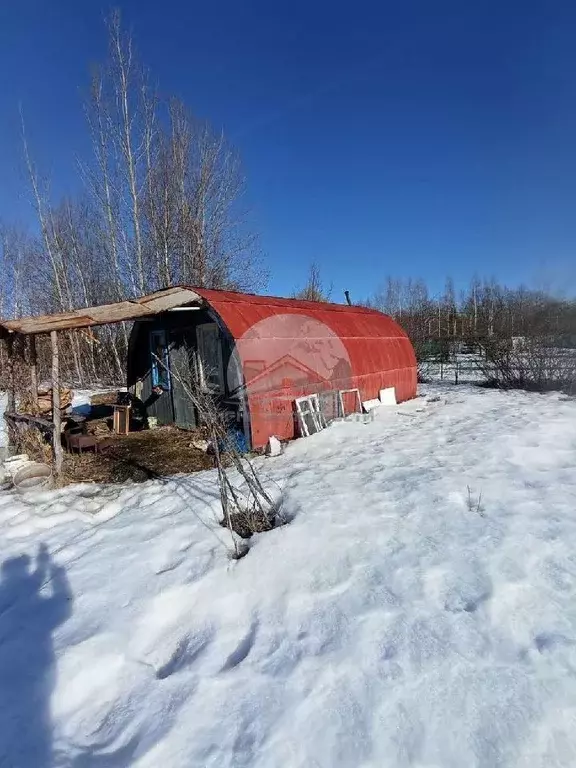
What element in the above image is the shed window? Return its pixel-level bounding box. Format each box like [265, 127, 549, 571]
[196, 323, 224, 393]
[150, 330, 171, 390]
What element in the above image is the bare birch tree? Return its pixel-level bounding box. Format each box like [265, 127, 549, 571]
[86, 12, 263, 296]
[107, 10, 147, 294]
[0, 224, 29, 320]
[142, 99, 264, 291]
[5, 9, 265, 386]
[293, 263, 331, 302]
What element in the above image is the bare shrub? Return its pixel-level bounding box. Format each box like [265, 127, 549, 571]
[223, 505, 275, 540]
[477, 337, 576, 394]
[155, 352, 280, 558]
[466, 486, 484, 517]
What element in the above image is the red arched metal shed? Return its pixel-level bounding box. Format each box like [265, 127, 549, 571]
[2, 286, 417, 451]
[192, 288, 417, 448]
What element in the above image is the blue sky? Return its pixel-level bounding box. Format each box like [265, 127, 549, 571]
[1, 0, 575, 300]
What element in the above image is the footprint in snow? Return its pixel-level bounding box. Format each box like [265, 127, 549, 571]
[425, 562, 493, 614]
[155, 626, 214, 680]
[533, 632, 574, 655]
[220, 619, 258, 672]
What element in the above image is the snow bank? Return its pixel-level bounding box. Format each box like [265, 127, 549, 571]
[1, 386, 576, 766]
[71, 387, 125, 417]
[70, 389, 94, 416]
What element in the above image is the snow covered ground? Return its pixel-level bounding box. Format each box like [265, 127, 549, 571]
[1, 385, 576, 767]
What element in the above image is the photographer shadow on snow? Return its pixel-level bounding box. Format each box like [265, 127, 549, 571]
[0, 544, 72, 768]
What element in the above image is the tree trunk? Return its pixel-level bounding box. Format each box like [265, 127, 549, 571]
[7, 335, 15, 450]
[51, 330, 63, 475]
[29, 335, 38, 409]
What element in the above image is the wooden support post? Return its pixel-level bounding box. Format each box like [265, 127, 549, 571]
[6, 333, 15, 413]
[51, 330, 63, 475]
[6, 333, 15, 452]
[29, 335, 38, 409]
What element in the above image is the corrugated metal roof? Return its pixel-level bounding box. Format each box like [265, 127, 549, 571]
[193, 287, 415, 386]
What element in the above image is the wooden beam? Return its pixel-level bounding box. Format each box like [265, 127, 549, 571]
[29, 335, 38, 409]
[1, 288, 203, 335]
[3, 411, 55, 432]
[51, 330, 63, 475]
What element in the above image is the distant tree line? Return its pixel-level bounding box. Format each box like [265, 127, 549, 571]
[364, 276, 576, 392]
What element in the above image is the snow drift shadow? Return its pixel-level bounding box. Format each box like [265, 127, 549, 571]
[0, 544, 73, 768]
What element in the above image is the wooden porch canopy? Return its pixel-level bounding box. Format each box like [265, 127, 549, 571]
[0, 287, 205, 474]
[0, 287, 204, 337]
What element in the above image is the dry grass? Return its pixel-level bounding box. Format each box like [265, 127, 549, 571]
[61, 425, 217, 486]
[11, 425, 53, 465]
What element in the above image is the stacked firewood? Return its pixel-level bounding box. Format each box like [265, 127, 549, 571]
[38, 387, 72, 416]
[21, 387, 73, 418]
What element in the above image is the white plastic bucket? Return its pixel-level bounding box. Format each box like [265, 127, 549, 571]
[13, 463, 53, 493]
